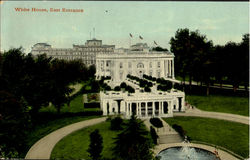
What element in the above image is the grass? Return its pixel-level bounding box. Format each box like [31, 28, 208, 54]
[164, 117, 249, 158]
[51, 121, 121, 160]
[186, 95, 249, 116]
[39, 94, 101, 113]
[22, 91, 102, 158]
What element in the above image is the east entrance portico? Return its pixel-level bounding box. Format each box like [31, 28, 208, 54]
[100, 90, 185, 118]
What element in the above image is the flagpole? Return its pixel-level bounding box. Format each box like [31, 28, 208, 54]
[129, 36, 131, 48]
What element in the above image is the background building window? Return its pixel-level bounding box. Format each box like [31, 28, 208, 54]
[120, 62, 123, 68]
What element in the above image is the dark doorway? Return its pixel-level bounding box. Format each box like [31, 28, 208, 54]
[147, 102, 152, 116]
[155, 102, 159, 115]
[141, 102, 145, 116]
[107, 103, 109, 115]
[115, 99, 123, 114]
[132, 103, 137, 115]
[163, 102, 168, 114]
[178, 97, 182, 112]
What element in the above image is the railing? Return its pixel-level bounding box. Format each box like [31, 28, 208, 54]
[191, 140, 246, 160]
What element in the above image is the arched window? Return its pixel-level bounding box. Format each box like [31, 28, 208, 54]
[137, 63, 144, 68]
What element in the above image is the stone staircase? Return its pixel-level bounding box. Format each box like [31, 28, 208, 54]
[158, 134, 183, 144]
[144, 118, 183, 144]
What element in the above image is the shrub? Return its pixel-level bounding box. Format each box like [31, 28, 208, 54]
[120, 82, 127, 88]
[152, 77, 156, 81]
[150, 126, 159, 145]
[84, 103, 100, 108]
[110, 116, 123, 130]
[139, 80, 147, 88]
[150, 118, 163, 128]
[114, 86, 121, 91]
[104, 85, 111, 91]
[174, 83, 183, 90]
[147, 82, 153, 87]
[172, 124, 185, 138]
[126, 85, 135, 93]
[144, 86, 151, 92]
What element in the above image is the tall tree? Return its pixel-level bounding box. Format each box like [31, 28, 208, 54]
[170, 28, 190, 84]
[113, 115, 154, 160]
[87, 129, 103, 160]
[170, 29, 214, 92]
[239, 33, 249, 91]
[0, 91, 30, 158]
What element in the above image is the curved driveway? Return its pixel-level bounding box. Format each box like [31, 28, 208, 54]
[25, 117, 106, 159]
[25, 108, 249, 159]
[174, 107, 249, 125]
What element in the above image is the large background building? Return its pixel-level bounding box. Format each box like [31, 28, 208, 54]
[31, 39, 115, 66]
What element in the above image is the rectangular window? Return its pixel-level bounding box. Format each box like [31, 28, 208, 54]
[120, 72, 123, 80]
[128, 62, 132, 68]
[158, 62, 161, 68]
[149, 62, 152, 68]
[120, 62, 123, 68]
[158, 71, 161, 78]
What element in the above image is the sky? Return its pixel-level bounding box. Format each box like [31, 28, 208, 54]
[0, 1, 249, 53]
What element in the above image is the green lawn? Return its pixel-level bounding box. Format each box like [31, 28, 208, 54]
[164, 117, 249, 158]
[22, 91, 102, 158]
[51, 121, 121, 160]
[39, 93, 101, 113]
[186, 95, 249, 116]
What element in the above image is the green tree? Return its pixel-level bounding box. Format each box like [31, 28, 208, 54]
[170, 29, 213, 89]
[152, 46, 168, 51]
[0, 91, 30, 158]
[113, 115, 154, 160]
[110, 116, 123, 130]
[87, 129, 103, 160]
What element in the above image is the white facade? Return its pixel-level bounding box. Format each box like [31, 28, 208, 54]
[97, 47, 185, 118]
[100, 89, 185, 118]
[31, 39, 115, 66]
[96, 51, 175, 87]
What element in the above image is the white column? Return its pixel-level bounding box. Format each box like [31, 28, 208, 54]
[152, 101, 155, 116]
[159, 101, 162, 115]
[169, 60, 172, 78]
[145, 102, 148, 117]
[161, 101, 164, 115]
[129, 102, 132, 116]
[139, 103, 141, 117]
[172, 59, 175, 79]
[136, 103, 138, 116]
[182, 96, 185, 112]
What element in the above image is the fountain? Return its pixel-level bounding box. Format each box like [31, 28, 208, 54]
[157, 137, 220, 160]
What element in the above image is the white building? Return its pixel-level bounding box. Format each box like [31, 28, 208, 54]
[96, 51, 175, 87]
[96, 44, 185, 118]
[31, 39, 115, 66]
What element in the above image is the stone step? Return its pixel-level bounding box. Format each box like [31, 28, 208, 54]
[159, 134, 183, 144]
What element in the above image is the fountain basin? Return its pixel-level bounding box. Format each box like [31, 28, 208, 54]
[157, 146, 220, 160]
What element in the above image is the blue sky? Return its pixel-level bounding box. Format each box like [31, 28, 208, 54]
[1, 1, 249, 53]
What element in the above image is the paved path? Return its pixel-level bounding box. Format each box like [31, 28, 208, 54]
[25, 117, 106, 159]
[174, 107, 249, 125]
[155, 143, 240, 160]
